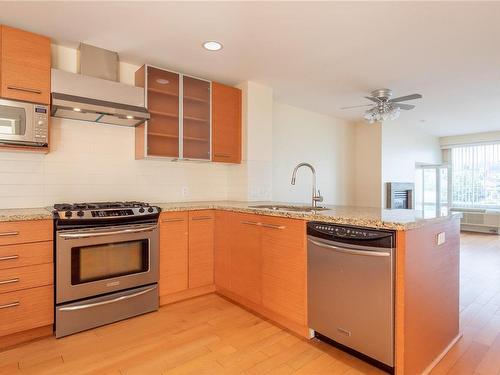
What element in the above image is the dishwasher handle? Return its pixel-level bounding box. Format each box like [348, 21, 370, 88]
[308, 238, 391, 257]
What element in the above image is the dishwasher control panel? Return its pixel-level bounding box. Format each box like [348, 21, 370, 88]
[307, 222, 394, 248]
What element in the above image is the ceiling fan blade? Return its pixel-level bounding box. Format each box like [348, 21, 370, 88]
[340, 104, 374, 110]
[388, 94, 422, 103]
[364, 96, 380, 103]
[394, 103, 415, 110]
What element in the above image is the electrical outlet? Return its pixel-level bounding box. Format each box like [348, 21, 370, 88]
[181, 186, 189, 198]
[436, 232, 446, 245]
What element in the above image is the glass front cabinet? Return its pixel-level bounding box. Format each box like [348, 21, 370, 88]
[135, 65, 212, 160]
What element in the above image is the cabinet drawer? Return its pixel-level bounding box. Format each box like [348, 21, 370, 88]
[1, 26, 51, 104]
[0, 241, 52, 270]
[0, 263, 53, 294]
[0, 285, 53, 337]
[0, 220, 52, 246]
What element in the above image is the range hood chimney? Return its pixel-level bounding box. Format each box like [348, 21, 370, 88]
[51, 44, 149, 127]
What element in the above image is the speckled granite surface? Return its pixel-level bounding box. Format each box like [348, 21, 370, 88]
[154, 201, 461, 230]
[0, 207, 53, 222]
[0, 201, 460, 230]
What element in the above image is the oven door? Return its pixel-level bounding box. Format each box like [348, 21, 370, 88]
[56, 223, 159, 304]
[0, 98, 35, 145]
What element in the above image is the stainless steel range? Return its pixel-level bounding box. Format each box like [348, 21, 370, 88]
[53, 201, 161, 338]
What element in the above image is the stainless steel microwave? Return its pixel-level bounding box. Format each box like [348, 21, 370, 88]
[0, 98, 49, 147]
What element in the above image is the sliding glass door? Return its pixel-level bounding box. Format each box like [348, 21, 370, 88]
[415, 165, 450, 217]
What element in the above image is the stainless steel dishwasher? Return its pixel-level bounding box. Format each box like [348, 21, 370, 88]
[307, 222, 395, 372]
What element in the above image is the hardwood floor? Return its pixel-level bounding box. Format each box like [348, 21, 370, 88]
[1, 232, 500, 374]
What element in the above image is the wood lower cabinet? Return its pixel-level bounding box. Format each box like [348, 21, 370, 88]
[230, 213, 262, 305]
[0, 219, 53, 349]
[214, 211, 308, 336]
[261, 216, 307, 326]
[212, 82, 242, 163]
[0, 25, 51, 104]
[159, 210, 216, 305]
[159, 212, 189, 297]
[188, 210, 214, 288]
[214, 211, 232, 291]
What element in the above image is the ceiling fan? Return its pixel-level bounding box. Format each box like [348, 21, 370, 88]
[341, 89, 423, 123]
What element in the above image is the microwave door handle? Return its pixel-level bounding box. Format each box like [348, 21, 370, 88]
[308, 239, 390, 257]
[58, 286, 157, 311]
[59, 225, 157, 239]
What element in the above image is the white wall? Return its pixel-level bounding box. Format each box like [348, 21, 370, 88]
[381, 121, 442, 206]
[227, 81, 274, 201]
[0, 119, 230, 208]
[272, 103, 354, 205]
[352, 122, 382, 207]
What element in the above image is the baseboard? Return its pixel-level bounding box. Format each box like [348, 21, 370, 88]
[216, 287, 309, 338]
[159, 284, 216, 306]
[0, 325, 53, 352]
[421, 333, 463, 375]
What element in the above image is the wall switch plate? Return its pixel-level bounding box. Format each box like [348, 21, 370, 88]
[181, 186, 189, 198]
[437, 232, 446, 246]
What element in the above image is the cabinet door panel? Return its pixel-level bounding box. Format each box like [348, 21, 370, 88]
[261, 216, 307, 325]
[159, 212, 188, 297]
[230, 213, 262, 304]
[1, 26, 50, 104]
[188, 210, 214, 288]
[183, 76, 211, 160]
[212, 82, 241, 163]
[214, 211, 232, 291]
[146, 67, 180, 158]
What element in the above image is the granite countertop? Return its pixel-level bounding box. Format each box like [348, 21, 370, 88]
[154, 201, 461, 231]
[0, 207, 53, 222]
[0, 201, 460, 230]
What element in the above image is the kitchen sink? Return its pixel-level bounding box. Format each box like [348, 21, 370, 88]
[249, 204, 330, 212]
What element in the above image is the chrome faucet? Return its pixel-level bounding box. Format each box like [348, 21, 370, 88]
[290, 162, 324, 208]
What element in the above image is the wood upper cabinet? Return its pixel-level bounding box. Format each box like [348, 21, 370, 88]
[260, 216, 307, 326]
[188, 210, 214, 289]
[0, 25, 51, 104]
[159, 212, 188, 297]
[230, 213, 262, 305]
[212, 82, 242, 163]
[135, 65, 212, 160]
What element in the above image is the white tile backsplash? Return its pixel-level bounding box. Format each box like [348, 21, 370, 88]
[0, 118, 235, 208]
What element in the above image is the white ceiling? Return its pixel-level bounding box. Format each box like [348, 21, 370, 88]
[1, 1, 500, 137]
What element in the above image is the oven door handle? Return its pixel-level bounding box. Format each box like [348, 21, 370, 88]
[58, 286, 157, 311]
[59, 225, 157, 239]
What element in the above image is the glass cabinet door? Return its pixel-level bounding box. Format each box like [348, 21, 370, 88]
[146, 67, 180, 157]
[182, 76, 211, 160]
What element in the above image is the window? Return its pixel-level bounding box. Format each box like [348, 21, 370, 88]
[451, 143, 500, 208]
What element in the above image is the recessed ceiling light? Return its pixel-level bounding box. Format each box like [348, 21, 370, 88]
[203, 41, 223, 51]
[156, 78, 169, 85]
[73, 108, 81, 112]
[126, 115, 134, 119]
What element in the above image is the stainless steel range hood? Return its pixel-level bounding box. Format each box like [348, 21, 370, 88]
[51, 53, 149, 127]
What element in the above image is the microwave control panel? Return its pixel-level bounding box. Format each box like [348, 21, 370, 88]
[34, 105, 49, 144]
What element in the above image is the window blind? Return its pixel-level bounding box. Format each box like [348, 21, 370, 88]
[451, 144, 500, 208]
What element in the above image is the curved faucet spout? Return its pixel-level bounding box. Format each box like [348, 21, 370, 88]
[290, 163, 322, 207]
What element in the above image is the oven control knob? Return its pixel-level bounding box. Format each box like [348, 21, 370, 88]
[148, 207, 154, 213]
[138, 207, 145, 213]
[77, 210, 84, 217]
[64, 210, 73, 218]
